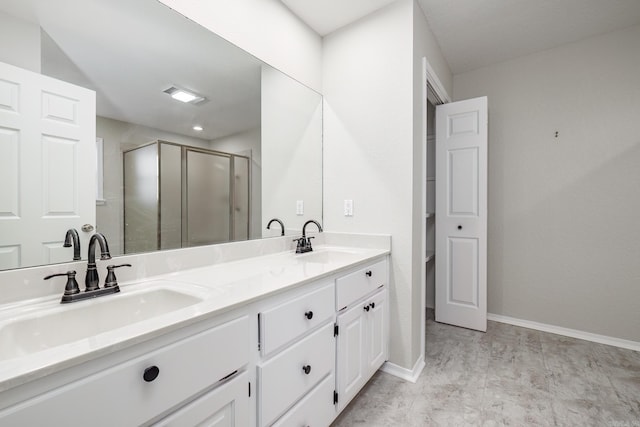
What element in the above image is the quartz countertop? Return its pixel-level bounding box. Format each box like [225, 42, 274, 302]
[0, 244, 389, 392]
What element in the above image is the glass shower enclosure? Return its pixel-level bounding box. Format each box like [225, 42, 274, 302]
[123, 140, 250, 254]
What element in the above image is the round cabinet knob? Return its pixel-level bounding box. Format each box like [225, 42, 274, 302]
[370, 302, 376, 309]
[457, 225, 462, 230]
[143, 365, 160, 382]
[302, 365, 312, 375]
[364, 305, 370, 312]
[304, 311, 313, 320]
[365, 270, 372, 277]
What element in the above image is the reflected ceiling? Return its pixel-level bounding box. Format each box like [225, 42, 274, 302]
[2, 0, 262, 140]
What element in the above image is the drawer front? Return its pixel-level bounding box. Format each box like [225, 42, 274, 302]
[0, 316, 250, 427]
[272, 373, 336, 427]
[258, 321, 335, 427]
[261, 282, 335, 356]
[153, 371, 249, 427]
[336, 259, 387, 310]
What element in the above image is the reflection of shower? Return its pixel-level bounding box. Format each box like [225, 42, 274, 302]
[123, 140, 250, 254]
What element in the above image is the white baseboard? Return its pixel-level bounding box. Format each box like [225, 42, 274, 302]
[487, 313, 640, 352]
[380, 355, 425, 383]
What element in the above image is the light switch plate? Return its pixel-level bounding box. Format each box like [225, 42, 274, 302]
[296, 200, 304, 215]
[344, 199, 353, 216]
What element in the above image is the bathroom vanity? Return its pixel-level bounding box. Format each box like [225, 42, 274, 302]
[0, 239, 389, 426]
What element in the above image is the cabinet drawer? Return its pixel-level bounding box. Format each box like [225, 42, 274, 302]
[336, 259, 387, 310]
[272, 373, 336, 427]
[258, 321, 335, 427]
[260, 282, 334, 356]
[0, 316, 249, 427]
[153, 371, 248, 427]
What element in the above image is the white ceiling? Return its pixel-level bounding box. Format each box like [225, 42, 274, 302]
[281, 0, 398, 36]
[282, 0, 640, 74]
[419, 0, 640, 74]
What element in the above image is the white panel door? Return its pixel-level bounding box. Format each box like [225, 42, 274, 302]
[435, 96, 487, 332]
[0, 61, 96, 269]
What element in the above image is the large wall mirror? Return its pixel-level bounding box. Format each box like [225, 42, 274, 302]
[0, 0, 322, 270]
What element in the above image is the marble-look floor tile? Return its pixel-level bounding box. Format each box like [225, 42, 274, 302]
[332, 371, 419, 427]
[480, 391, 555, 427]
[331, 316, 640, 427]
[486, 339, 549, 394]
[550, 397, 638, 427]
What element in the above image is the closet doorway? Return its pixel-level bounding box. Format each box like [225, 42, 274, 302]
[422, 58, 488, 367]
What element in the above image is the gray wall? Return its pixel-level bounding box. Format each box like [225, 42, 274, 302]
[453, 24, 640, 342]
[0, 11, 40, 72]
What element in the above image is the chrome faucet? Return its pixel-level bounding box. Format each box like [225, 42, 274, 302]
[294, 220, 323, 253]
[266, 218, 285, 236]
[85, 233, 111, 291]
[63, 228, 81, 260]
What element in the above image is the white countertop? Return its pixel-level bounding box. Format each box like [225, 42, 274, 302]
[0, 245, 389, 392]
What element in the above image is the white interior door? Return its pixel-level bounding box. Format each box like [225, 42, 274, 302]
[0, 61, 96, 269]
[435, 96, 487, 331]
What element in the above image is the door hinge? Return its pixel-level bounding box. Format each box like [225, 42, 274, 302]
[248, 381, 251, 397]
[257, 314, 262, 352]
[333, 390, 339, 405]
[334, 323, 339, 337]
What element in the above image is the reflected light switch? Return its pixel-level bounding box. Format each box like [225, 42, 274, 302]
[296, 200, 304, 215]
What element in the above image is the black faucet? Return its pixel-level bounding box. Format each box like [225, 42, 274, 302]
[63, 228, 81, 260]
[45, 233, 123, 303]
[85, 233, 111, 291]
[294, 220, 323, 253]
[266, 218, 285, 236]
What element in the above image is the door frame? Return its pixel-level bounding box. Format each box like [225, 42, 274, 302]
[420, 57, 452, 364]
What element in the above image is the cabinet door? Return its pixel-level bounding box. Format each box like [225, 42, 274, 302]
[336, 303, 366, 411]
[153, 371, 249, 427]
[365, 289, 387, 375]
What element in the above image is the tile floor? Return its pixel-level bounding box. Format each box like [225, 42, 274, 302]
[332, 311, 640, 426]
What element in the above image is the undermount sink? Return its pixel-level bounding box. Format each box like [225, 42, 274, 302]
[0, 287, 204, 361]
[296, 248, 363, 264]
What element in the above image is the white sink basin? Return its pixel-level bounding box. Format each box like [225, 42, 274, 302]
[295, 248, 363, 264]
[0, 287, 203, 361]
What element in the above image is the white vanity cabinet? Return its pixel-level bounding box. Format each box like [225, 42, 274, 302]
[257, 281, 336, 427]
[335, 261, 389, 412]
[0, 315, 250, 427]
[0, 250, 391, 427]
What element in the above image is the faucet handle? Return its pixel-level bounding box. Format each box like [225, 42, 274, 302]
[293, 237, 307, 253]
[306, 236, 315, 251]
[105, 264, 132, 288]
[45, 271, 80, 298]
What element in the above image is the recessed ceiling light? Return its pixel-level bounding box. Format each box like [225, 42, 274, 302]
[163, 86, 206, 104]
[172, 90, 198, 103]
[193, 125, 203, 131]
